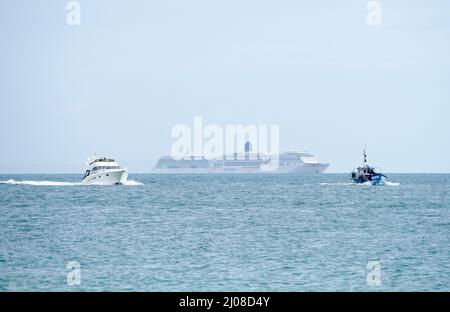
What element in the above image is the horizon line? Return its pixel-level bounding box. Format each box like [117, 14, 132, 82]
[1, 172, 450, 175]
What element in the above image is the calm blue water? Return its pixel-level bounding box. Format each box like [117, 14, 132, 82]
[0, 174, 449, 291]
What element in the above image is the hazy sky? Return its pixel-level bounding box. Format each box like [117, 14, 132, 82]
[1, 1, 449, 173]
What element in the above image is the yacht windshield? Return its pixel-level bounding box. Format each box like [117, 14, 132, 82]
[92, 166, 120, 171]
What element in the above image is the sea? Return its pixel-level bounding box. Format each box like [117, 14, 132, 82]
[0, 174, 449, 291]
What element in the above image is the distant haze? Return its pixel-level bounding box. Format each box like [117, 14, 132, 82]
[1, 1, 449, 173]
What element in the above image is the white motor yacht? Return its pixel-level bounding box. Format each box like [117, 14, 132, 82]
[82, 157, 128, 185]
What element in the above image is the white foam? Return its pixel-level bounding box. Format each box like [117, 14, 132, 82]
[0, 179, 81, 186]
[0, 179, 144, 186]
[319, 182, 354, 186]
[360, 181, 400, 186]
[320, 181, 400, 187]
[122, 180, 144, 186]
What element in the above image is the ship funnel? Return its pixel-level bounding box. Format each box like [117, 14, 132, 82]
[245, 142, 252, 153]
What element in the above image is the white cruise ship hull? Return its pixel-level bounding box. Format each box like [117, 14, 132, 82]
[153, 163, 329, 174]
[208, 163, 329, 174]
[152, 168, 210, 174]
[82, 169, 128, 185]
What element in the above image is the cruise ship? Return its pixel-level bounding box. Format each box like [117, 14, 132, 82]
[153, 143, 329, 174]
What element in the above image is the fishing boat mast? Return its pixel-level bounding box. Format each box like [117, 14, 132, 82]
[363, 150, 367, 167]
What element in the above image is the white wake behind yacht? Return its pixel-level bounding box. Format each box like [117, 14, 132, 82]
[82, 157, 128, 185]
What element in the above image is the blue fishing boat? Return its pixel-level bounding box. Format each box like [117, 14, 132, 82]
[351, 150, 386, 185]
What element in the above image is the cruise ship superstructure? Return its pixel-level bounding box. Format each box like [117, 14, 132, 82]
[154, 143, 329, 174]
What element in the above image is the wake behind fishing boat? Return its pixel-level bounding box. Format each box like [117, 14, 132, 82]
[351, 151, 386, 185]
[82, 157, 128, 185]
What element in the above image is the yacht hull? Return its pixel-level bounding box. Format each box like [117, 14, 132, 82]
[82, 170, 128, 185]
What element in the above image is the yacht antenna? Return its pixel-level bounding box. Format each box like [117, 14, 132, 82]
[363, 150, 367, 167]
